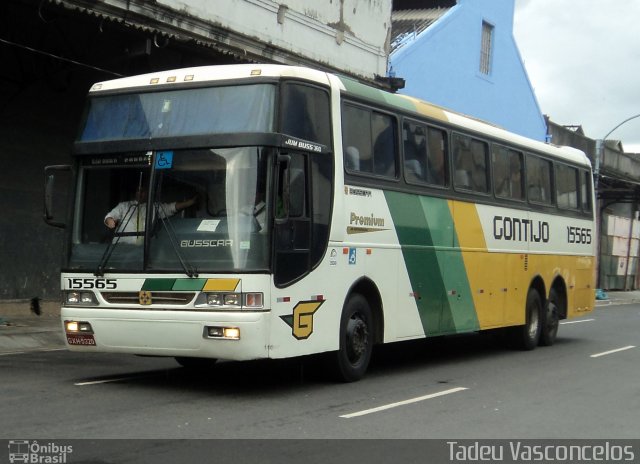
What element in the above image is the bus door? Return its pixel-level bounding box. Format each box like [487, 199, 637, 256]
[273, 152, 311, 286]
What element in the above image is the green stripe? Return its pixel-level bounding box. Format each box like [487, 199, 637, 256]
[141, 278, 176, 291]
[339, 76, 418, 113]
[385, 192, 479, 335]
[173, 278, 207, 291]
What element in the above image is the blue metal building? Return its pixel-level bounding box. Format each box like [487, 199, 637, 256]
[390, 0, 547, 142]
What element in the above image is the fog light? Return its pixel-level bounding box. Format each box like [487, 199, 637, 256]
[207, 326, 224, 337]
[205, 326, 240, 340]
[223, 327, 240, 339]
[65, 321, 93, 333]
[66, 321, 79, 332]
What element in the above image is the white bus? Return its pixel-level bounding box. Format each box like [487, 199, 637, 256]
[45, 64, 595, 381]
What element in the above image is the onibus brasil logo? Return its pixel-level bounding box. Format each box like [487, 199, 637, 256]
[8, 440, 73, 464]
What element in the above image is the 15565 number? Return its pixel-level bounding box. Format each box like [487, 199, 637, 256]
[567, 226, 592, 244]
[66, 278, 117, 290]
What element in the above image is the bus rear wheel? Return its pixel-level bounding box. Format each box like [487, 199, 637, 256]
[334, 293, 374, 382]
[511, 288, 542, 350]
[539, 288, 560, 346]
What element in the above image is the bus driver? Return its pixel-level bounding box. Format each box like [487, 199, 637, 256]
[104, 185, 197, 244]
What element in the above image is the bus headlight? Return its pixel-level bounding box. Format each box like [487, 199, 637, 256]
[206, 293, 224, 306]
[65, 291, 97, 306]
[223, 293, 241, 306]
[201, 292, 263, 309]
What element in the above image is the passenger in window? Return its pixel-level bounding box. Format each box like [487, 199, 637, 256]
[427, 148, 445, 186]
[104, 183, 197, 244]
[403, 129, 425, 182]
[373, 117, 396, 177]
[345, 146, 361, 171]
[497, 159, 522, 199]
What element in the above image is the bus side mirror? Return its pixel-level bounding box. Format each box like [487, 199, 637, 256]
[44, 165, 71, 228]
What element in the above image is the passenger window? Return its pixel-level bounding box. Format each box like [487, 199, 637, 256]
[403, 121, 427, 183]
[581, 170, 593, 212]
[556, 164, 579, 210]
[342, 103, 397, 178]
[526, 155, 553, 205]
[452, 133, 489, 193]
[403, 120, 448, 187]
[281, 83, 331, 146]
[492, 145, 524, 200]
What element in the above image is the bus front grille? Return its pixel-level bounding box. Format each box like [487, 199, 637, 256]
[101, 292, 196, 306]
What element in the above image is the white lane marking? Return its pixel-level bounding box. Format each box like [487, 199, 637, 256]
[340, 387, 468, 419]
[74, 375, 151, 386]
[590, 346, 636, 358]
[0, 348, 66, 357]
[561, 318, 595, 325]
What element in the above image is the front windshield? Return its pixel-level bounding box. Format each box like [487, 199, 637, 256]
[69, 148, 273, 273]
[79, 84, 275, 141]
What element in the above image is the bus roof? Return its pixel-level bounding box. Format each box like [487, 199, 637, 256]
[87, 64, 332, 93]
[87, 64, 590, 169]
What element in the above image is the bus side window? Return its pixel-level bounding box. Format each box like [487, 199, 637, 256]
[427, 127, 448, 186]
[556, 164, 579, 210]
[372, 112, 397, 177]
[403, 121, 426, 183]
[470, 139, 489, 193]
[493, 144, 524, 200]
[281, 83, 331, 146]
[342, 103, 371, 173]
[527, 154, 553, 205]
[453, 133, 488, 193]
[581, 170, 593, 212]
[342, 102, 397, 178]
[453, 134, 472, 189]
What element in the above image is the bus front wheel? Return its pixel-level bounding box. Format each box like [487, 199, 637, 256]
[334, 293, 374, 382]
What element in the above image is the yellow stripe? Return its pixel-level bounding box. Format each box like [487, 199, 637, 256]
[203, 278, 240, 292]
[403, 95, 449, 123]
[451, 201, 595, 329]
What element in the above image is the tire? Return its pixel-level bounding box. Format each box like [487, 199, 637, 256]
[175, 356, 217, 370]
[333, 294, 374, 382]
[539, 288, 560, 346]
[511, 288, 542, 351]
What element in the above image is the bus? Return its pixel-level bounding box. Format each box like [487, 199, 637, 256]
[44, 64, 595, 382]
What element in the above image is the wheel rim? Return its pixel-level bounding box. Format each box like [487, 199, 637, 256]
[346, 313, 369, 365]
[528, 301, 540, 340]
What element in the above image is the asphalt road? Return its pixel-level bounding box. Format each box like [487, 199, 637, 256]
[1, 304, 638, 447]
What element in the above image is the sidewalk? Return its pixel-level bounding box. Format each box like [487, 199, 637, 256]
[1, 291, 639, 354]
[0, 300, 64, 354]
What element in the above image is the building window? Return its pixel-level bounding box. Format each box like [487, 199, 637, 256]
[480, 21, 494, 75]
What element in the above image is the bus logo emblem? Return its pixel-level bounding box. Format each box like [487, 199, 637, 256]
[280, 300, 324, 340]
[139, 291, 152, 305]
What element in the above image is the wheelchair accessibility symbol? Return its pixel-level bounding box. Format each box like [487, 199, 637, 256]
[348, 248, 357, 265]
[155, 151, 173, 169]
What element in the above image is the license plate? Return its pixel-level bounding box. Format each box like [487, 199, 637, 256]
[66, 333, 96, 346]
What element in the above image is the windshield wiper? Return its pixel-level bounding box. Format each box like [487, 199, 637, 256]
[155, 203, 199, 278]
[94, 203, 142, 276]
